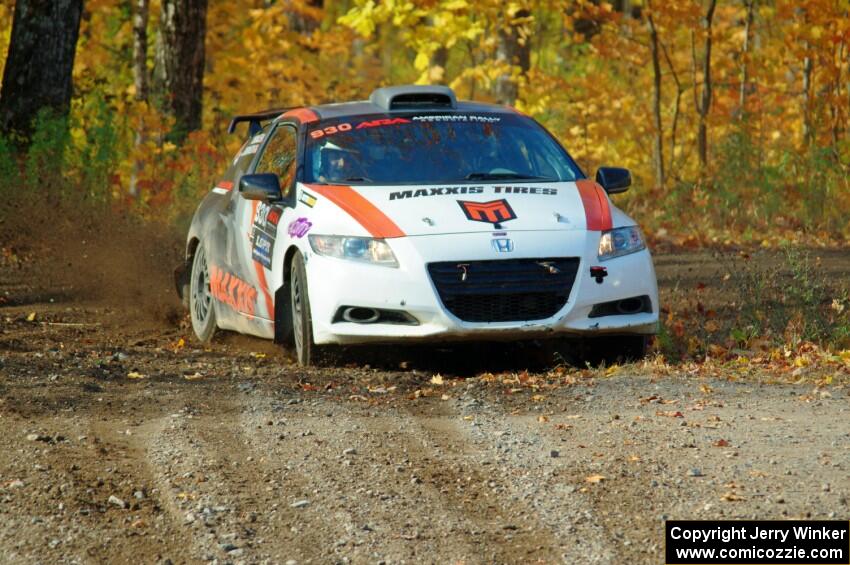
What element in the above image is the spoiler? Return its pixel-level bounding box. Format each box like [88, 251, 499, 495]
[227, 107, 292, 137]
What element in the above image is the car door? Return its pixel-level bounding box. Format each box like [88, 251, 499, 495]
[230, 123, 300, 328]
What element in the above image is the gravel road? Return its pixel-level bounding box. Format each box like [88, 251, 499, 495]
[1, 250, 848, 564]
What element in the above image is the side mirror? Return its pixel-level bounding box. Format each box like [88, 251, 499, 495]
[595, 167, 631, 194]
[239, 173, 282, 201]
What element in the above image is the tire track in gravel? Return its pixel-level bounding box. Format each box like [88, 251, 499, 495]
[239, 392, 562, 564]
[0, 413, 188, 564]
[141, 394, 333, 564]
[239, 393, 482, 563]
[409, 397, 619, 564]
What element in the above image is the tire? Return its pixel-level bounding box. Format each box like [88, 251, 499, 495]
[189, 243, 217, 343]
[587, 334, 649, 365]
[290, 251, 320, 366]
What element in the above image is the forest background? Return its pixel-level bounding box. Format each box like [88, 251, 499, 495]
[0, 0, 848, 244]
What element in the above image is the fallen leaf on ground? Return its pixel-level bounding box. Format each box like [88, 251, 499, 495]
[656, 410, 684, 418]
[430, 374, 444, 385]
[127, 371, 145, 379]
[713, 439, 730, 447]
[585, 474, 606, 484]
[26, 312, 36, 322]
[721, 492, 745, 502]
[537, 415, 549, 423]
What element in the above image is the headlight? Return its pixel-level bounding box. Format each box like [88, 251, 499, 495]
[308, 235, 399, 267]
[598, 226, 646, 260]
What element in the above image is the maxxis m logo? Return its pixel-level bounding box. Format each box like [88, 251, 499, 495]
[457, 199, 517, 228]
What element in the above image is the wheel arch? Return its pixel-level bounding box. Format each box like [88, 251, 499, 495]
[175, 237, 201, 306]
[274, 244, 301, 343]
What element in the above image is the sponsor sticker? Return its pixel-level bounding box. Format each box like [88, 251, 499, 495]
[209, 265, 257, 316]
[241, 143, 260, 157]
[389, 185, 556, 200]
[412, 115, 501, 123]
[458, 199, 517, 227]
[299, 190, 317, 208]
[251, 232, 274, 269]
[251, 203, 283, 269]
[287, 217, 312, 238]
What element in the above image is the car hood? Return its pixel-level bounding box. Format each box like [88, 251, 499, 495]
[303, 180, 614, 237]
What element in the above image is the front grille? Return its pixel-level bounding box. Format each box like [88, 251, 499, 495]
[427, 258, 580, 322]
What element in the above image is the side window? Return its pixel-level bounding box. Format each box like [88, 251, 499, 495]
[256, 125, 298, 198]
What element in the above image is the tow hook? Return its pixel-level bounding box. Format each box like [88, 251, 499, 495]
[590, 266, 608, 284]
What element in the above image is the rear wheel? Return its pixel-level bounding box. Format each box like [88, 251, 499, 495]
[189, 243, 217, 343]
[290, 251, 320, 366]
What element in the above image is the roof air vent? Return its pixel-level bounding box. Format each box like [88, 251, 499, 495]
[369, 85, 457, 111]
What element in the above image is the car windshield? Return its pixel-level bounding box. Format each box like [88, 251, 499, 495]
[304, 113, 582, 185]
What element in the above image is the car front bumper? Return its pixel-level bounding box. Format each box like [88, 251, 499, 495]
[306, 230, 659, 345]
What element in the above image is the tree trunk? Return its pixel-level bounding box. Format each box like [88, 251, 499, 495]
[0, 0, 84, 144]
[133, 0, 149, 102]
[288, 0, 323, 35]
[661, 41, 684, 180]
[155, 0, 208, 143]
[494, 8, 531, 105]
[647, 6, 665, 188]
[695, 0, 717, 171]
[130, 0, 149, 199]
[802, 55, 813, 146]
[738, 0, 755, 114]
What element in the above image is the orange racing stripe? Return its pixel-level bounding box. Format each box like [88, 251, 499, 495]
[281, 108, 319, 124]
[575, 179, 613, 231]
[304, 184, 406, 239]
[250, 201, 275, 322]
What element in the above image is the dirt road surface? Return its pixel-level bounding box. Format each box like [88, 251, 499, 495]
[1, 246, 848, 564]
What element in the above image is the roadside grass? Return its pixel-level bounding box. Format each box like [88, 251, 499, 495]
[653, 248, 850, 384]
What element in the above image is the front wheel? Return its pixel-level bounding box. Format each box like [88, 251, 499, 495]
[189, 243, 217, 343]
[290, 251, 321, 366]
[585, 335, 650, 365]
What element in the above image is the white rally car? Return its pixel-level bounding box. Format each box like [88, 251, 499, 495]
[176, 85, 658, 365]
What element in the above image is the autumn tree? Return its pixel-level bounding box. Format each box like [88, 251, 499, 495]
[0, 0, 84, 144]
[494, 7, 532, 105]
[155, 0, 208, 143]
[693, 0, 717, 172]
[646, 1, 665, 188]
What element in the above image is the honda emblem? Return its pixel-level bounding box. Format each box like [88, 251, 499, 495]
[492, 238, 514, 253]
